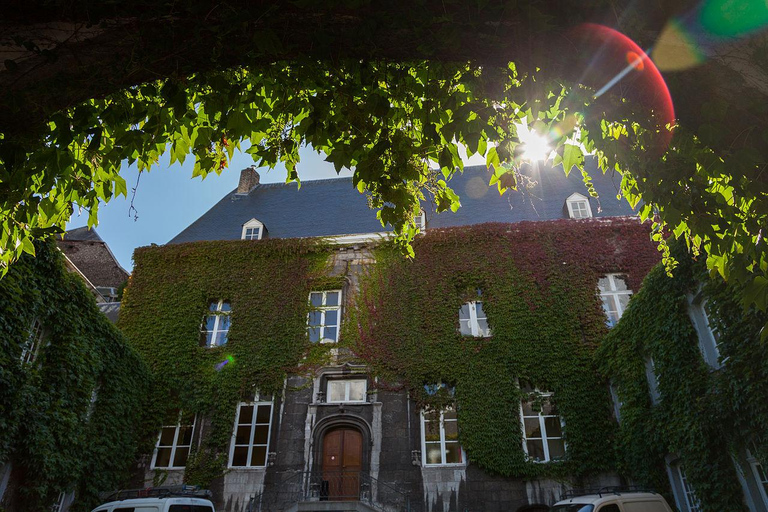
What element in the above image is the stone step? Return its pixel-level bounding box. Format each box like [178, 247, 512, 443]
[295, 500, 379, 512]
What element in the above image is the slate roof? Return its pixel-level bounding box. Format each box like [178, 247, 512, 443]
[169, 160, 635, 244]
[57, 228, 130, 288]
[62, 226, 104, 242]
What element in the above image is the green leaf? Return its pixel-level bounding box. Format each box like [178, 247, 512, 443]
[114, 176, 128, 197]
[20, 237, 35, 256]
[439, 147, 453, 171]
[561, 143, 583, 176]
[486, 146, 500, 169]
[744, 276, 768, 312]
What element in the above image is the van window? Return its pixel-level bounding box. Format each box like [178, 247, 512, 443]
[596, 506, 620, 512]
[550, 506, 594, 512]
[168, 506, 214, 512]
[623, 501, 667, 512]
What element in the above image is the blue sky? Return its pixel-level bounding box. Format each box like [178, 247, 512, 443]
[67, 146, 353, 270]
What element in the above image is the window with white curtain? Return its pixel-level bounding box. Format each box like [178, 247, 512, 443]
[327, 379, 367, 403]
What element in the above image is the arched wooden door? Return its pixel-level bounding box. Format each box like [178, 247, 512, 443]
[322, 428, 363, 501]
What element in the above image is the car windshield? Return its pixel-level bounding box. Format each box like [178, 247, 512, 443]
[550, 505, 595, 512]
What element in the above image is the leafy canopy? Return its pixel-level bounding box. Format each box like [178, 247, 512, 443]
[1, 59, 766, 314]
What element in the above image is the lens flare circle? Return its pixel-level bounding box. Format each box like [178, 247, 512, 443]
[653, 20, 706, 71]
[215, 355, 235, 371]
[700, 0, 768, 37]
[573, 23, 676, 151]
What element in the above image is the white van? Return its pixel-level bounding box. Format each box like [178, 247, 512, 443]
[550, 491, 673, 512]
[91, 486, 215, 512]
[92, 496, 215, 512]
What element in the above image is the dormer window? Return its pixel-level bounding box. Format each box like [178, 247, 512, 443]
[241, 219, 264, 240]
[566, 193, 593, 219]
[414, 210, 426, 231]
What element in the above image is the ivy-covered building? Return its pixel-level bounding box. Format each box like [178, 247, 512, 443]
[597, 242, 768, 512]
[119, 164, 765, 512]
[0, 241, 148, 512]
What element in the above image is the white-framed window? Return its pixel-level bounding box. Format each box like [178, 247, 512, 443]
[327, 379, 367, 403]
[609, 382, 623, 423]
[21, 318, 44, 365]
[459, 301, 491, 337]
[598, 274, 633, 327]
[229, 394, 274, 468]
[414, 210, 426, 231]
[241, 218, 264, 240]
[308, 290, 341, 343]
[50, 491, 69, 512]
[86, 386, 99, 421]
[421, 407, 464, 466]
[151, 411, 196, 469]
[520, 386, 565, 462]
[687, 292, 721, 368]
[645, 357, 660, 404]
[566, 193, 593, 219]
[678, 465, 701, 512]
[747, 443, 768, 507]
[202, 299, 231, 347]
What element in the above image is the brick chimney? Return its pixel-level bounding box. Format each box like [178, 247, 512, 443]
[237, 166, 260, 194]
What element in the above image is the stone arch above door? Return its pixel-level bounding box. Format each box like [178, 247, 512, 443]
[313, 415, 372, 452]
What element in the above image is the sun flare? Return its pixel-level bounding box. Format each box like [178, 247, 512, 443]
[516, 122, 552, 162]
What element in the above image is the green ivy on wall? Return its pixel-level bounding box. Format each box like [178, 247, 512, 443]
[596, 241, 768, 511]
[348, 219, 660, 479]
[0, 241, 148, 512]
[119, 239, 334, 485]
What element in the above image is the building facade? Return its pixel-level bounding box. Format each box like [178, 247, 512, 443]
[118, 163, 766, 512]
